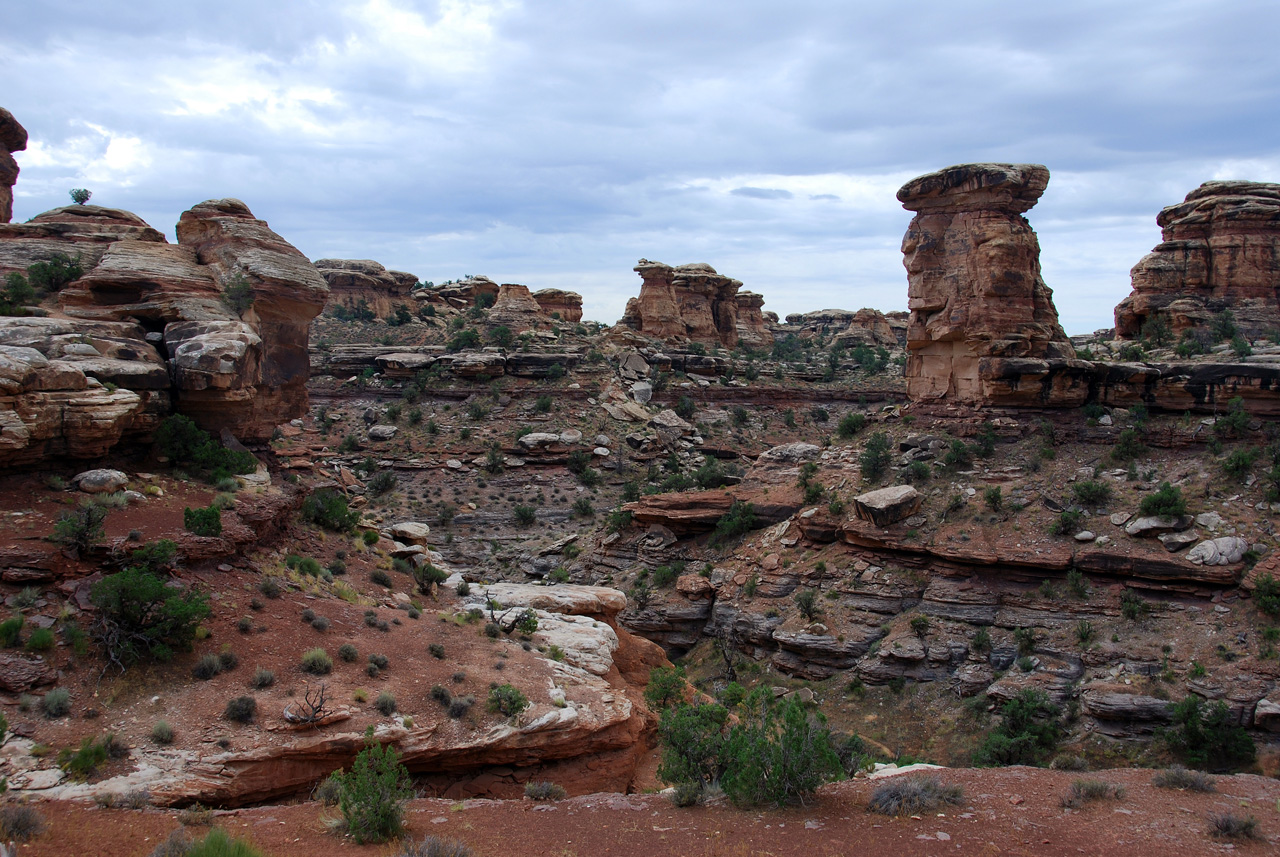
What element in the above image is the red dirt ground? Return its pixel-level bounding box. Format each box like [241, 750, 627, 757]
[19, 767, 1280, 857]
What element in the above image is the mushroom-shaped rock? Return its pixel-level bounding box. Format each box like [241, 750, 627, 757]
[853, 485, 923, 527]
[385, 522, 430, 546]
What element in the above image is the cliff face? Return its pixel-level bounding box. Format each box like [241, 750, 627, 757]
[314, 258, 418, 319]
[532, 288, 583, 323]
[899, 163, 1081, 406]
[620, 259, 770, 349]
[1115, 181, 1280, 339]
[0, 196, 327, 464]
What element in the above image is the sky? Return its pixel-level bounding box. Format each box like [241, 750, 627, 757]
[4, 1, 1280, 335]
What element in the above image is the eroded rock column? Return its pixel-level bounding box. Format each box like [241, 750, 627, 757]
[0, 107, 26, 224]
[899, 163, 1079, 406]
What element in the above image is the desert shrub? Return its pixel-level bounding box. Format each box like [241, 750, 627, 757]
[836, 413, 866, 439]
[513, 505, 538, 527]
[428, 643, 445, 660]
[301, 647, 333, 675]
[1071, 480, 1112, 506]
[973, 689, 1060, 767]
[1120, 589, 1150, 621]
[51, 500, 109, 557]
[155, 415, 257, 482]
[448, 697, 474, 719]
[27, 250, 84, 292]
[90, 566, 210, 667]
[221, 274, 255, 315]
[795, 588, 820, 620]
[644, 665, 687, 710]
[370, 569, 392, 587]
[1152, 765, 1215, 792]
[184, 505, 222, 537]
[152, 720, 175, 745]
[395, 836, 477, 857]
[224, 695, 257, 723]
[333, 729, 414, 843]
[1110, 427, 1147, 462]
[719, 696, 842, 807]
[1049, 509, 1084, 536]
[1207, 812, 1262, 840]
[487, 683, 529, 718]
[58, 734, 108, 778]
[711, 500, 757, 545]
[1060, 778, 1124, 808]
[300, 489, 360, 533]
[25, 627, 54, 652]
[251, 667, 275, 689]
[184, 826, 270, 857]
[1162, 695, 1255, 771]
[339, 643, 359, 662]
[859, 432, 892, 482]
[868, 775, 963, 816]
[42, 687, 71, 717]
[0, 804, 46, 842]
[192, 653, 223, 680]
[375, 691, 397, 716]
[1256, 572, 1280, 616]
[1139, 482, 1187, 517]
[524, 781, 567, 801]
[0, 615, 22, 648]
[368, 471, 398, 497]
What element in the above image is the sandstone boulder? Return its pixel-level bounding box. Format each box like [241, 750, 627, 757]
[1115, 181, 1280, 340]
[386, 522, 430, 545]
[73, 468, 128, 494]
[757, 442, 821, 464]
[899, 164, 1085, 407]
[1124, 515, 1194, 537]
[1187, 536, 1250, 566]
[853, 485, 923, 527]
[0, 652, 54, 691]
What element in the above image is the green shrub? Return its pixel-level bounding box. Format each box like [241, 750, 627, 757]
[27, 251, 83, 292]
[375, 691, 397, 716]
[1049, 509, 1084, 536]
[181, 828, 269, 857]
[192, 653, 223, 680]
[1162, 696, 1255, 771]
[184, 505, 222, 537]
[1120, 589, 1150, 621]
[644, 665, 687, 710]
[339, 643, 359, 662]
[795, 588, 819, 621]
[719, 696, 842, 807]
[487, 683, 529, 718]
[90, 566, 210, 666]
[836, 413, 866, 439]
[301, 489, 360, 533]
[711, 501, 756, 545]
[330, 729, 413, 843]
[983, 486, 1002, 511]
[58, 734, 108, 779]
[513, 505, 538, 527]
[524, 781, 567, 801]
[972, 689, 1061, 767]
[1139, 482, 1186, 518]
[859, 432, 892, 482]
[1110, 428, 1147, 462]
[51, 501, 109, 557]
[1071, 480, 1112, 506]
[251, 667, 275, 689]
[301, 648, 333, 675]
[1256, 573, 1280, 616]
[0, 615, 23, 647]
[155, 415, 257, 482]
[221, 274, 255, 315]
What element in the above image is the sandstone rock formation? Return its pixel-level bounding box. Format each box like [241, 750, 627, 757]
[416, 275, 501, 313]
[314, 258, 417, 319]
[0, 107, 26, 224]
[0, 196, 328, 458]
[1115, 181, 1280, 339]
[531, 288, 583, 322]
[899, 164, 1083, 406]
[619, 260, 770, 349]
[784, 308, 906, 348]
[488, 283, 553, 332]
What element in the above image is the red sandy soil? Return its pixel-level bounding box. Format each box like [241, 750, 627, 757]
[19, 767, 1280, 857]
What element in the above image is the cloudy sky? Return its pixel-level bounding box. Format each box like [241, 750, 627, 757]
[5, 1, 1279, 333]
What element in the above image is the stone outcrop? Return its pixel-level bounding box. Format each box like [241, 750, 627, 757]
[0, 206, 166, 278]
[0, 107, 26, 224]
[853, 485, 923, 527]
[1115, 181, 1280, 339]
[415, 275, 500, 312]
[619, 260, 770, 349]
[783, 308, 906, 348]
[314, 259, 417, 319]
[488, 283, 553, 332]
[531, 288, 583, 322]
[899, 164, 1085, 406]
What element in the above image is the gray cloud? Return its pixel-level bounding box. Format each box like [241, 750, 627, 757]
[3, 0, 1279, 332]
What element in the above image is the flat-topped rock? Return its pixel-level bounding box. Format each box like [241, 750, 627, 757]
[481, 582, 628, 617]
[853, 485, 923, 527]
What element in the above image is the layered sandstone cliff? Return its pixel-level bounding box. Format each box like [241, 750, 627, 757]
[619, 260, 771, 349]
[1115, 181, 1280, 339]
[532, 288, 583, 322]
[900, 163, 1086, 406]
[314, 258, 417, 319]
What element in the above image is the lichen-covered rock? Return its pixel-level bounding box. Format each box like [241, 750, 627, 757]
[619, 259, 769, 348]
[1115, 181, 1280, 339]
[899, 164, 1085, 406]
